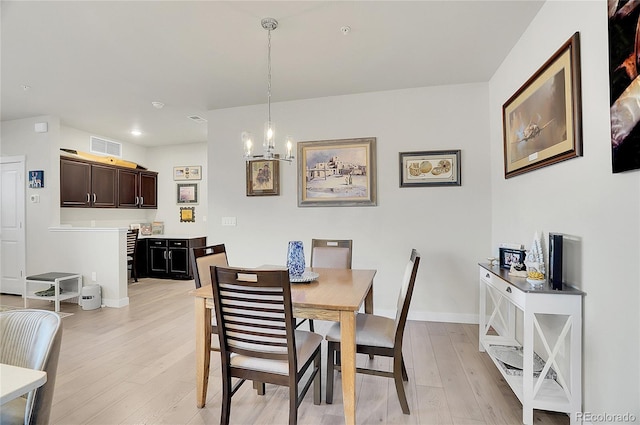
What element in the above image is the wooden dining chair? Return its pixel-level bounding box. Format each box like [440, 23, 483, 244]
[297, 239, 353, 332]
[210, 266, 322, 425]
[325, 248, 420, 414]
[126, 228, 139, 282]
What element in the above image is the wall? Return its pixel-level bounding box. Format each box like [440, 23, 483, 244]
[489, 1, 639, 419]
[207, 83, 492, 321]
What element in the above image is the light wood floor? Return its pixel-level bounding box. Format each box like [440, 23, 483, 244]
[0, 279, 569, 425]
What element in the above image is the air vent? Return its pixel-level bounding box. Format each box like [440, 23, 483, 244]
[188, 115, 207, 124]
[90, 136, 122, 157]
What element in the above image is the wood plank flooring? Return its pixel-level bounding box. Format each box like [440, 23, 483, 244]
[0, 279, 570, 425]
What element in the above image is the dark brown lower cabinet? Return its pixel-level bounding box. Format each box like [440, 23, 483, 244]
[145, 236, 206, 279]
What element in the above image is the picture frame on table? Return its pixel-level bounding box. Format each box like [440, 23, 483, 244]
[399, 150, 461, 187]
[173, 165, 202, 181]
[499, 248, 526, 269]
[297, 137, 377, 207]
[502, 32, 582, 178]
[246, 159, 279, 196]
[176, 183, 198, 204]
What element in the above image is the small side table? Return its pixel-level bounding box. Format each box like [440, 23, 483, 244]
[24, 272, 82, 313]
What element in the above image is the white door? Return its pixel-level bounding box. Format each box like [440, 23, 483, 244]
[0, 157, 26, 295]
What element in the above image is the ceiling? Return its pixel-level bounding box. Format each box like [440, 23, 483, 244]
[1, 1, 544, 147]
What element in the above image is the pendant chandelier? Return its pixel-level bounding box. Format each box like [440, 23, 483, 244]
[242, 17, 294, 162]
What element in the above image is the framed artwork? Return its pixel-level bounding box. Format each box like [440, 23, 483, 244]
[176, 183, 198, 204]
[503, 32, 582, 178]
[173, 165, 202, 180]
[246, 159, 279, 196]
[609, 5, 640, 172]
[399, 150, 461, 187]
[180, 207, 195, 222]
[297, 137, 377, 207]
[499, 248, 526, 269]
[28, 170, 44, 188]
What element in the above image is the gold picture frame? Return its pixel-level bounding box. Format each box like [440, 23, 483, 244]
[180, 207, 195, 222]
[246, 159, 279, 196]
[503, 32, 582, 178]
[297, 137, 377, 207]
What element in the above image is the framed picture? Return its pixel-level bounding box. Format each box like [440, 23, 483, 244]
[503, 32, 582, 178]
[499, 248, 526, 269]
[246, 159, 279, 196]
[180, 207, 195, 223]
[28, 170, 44, 188]
[297, 137, 377, 207]
[173, 165, 202, 181]
[176, 183, 198, 204]
[609, 6, 640, 172]
[399, 150, 461, 187]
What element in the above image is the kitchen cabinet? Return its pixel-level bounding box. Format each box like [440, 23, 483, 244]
[147, 236, 206, 279]
[60, 157, 117, 207]
[60, 157, 157, 209]
[117, 169, 158, 208]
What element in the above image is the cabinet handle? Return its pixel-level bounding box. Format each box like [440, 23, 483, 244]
[93, 193, 97, 203]
[140, 196, 144, 205]
[506, 287, 512, 293]
[86, 193, 90, 203]
[134, 196, 139, 206]
[169, 251, 172, 260]
[164, 251, 167, 260]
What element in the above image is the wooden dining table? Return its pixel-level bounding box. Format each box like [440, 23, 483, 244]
[191, 266, 376, 425]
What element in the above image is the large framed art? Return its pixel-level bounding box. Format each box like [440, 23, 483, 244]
[503, 32, 582, 178]
[297, 137, 376, 207]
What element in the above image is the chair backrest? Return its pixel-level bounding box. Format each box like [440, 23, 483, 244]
[393, 249, 421, 345]
[126, 228, 139, 256]
[210, 266, 297, 376]
[0, 309, 62, 425]
[310, 239, 353, 269]
[191, 244, 229, 289]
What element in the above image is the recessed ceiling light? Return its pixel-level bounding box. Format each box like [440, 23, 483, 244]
[131, 130, 142, 136]
[341, 26, 351, 35]
[151, 101, 164, 109]
[21, 85, 31, 91]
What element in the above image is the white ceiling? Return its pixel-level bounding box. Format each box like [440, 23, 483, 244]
[1, 1, 544, 147]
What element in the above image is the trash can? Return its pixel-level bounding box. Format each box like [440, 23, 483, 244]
[81, 284, 101, 310]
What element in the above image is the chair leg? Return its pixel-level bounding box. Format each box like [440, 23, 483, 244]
[308, 319, 315, 332]
[133, 261, 138, 282]
[289, 384, 298, 425]
[326, 341, 336, 404]
[401, 356, 408, 381]
[221, 372, 232, 425]
[313, 350, 321, 405]
[253, 381, 265, 395]
[393, 355, 410, 414]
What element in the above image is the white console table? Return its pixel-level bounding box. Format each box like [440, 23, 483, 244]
[478, 264, 584, 425]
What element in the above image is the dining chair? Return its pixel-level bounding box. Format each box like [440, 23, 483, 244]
[0, 309, 62, 425]
[126, 228, 139, 282]
[210, 266, 322, 425]
[297, 238, 353, 332]
[325, 248, 420, 414]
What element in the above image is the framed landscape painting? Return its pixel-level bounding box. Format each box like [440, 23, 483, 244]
[297, 137, 377, 207]
[503, 32, 582, 178]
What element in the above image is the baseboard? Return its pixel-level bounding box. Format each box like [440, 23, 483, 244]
[374, 308, 478, 324]
[103, 297, 129, 308]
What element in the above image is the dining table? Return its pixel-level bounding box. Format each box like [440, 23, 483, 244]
[0, 363, 47, 405]
[191, 266, 376, 425]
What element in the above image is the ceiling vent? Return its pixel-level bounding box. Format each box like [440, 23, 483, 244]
[188, 115, 207, 124]
[90, 136, 122, 157]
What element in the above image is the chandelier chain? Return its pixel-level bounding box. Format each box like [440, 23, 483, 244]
[267, 27, 272, 125]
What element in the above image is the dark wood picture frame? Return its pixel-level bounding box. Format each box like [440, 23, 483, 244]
[176, 183, 198, 204]
[246, 159, 280, 196]
[503, 32, 582, 178]
[399, 150, 461, 187]
[297, 137, 377, 207]
[499, 248, 526, 269]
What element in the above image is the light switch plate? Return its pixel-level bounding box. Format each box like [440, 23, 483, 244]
[221, 216, 236, 226]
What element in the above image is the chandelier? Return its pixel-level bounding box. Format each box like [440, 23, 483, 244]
[242, 17, 294, 162]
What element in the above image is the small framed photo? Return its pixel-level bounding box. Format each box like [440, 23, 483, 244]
[173, 165, 202, 181]
[499, 248, 526, 269]
[28, 170, 44, 188]
[399, 150, 461, 187]
[177, 183, 198, 204]
[246, 159, 279, 196]
[180, 207, 195, 223]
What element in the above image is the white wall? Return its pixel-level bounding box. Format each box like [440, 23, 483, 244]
[489, 1, 639, 419]
[207, 84, 492, 321]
